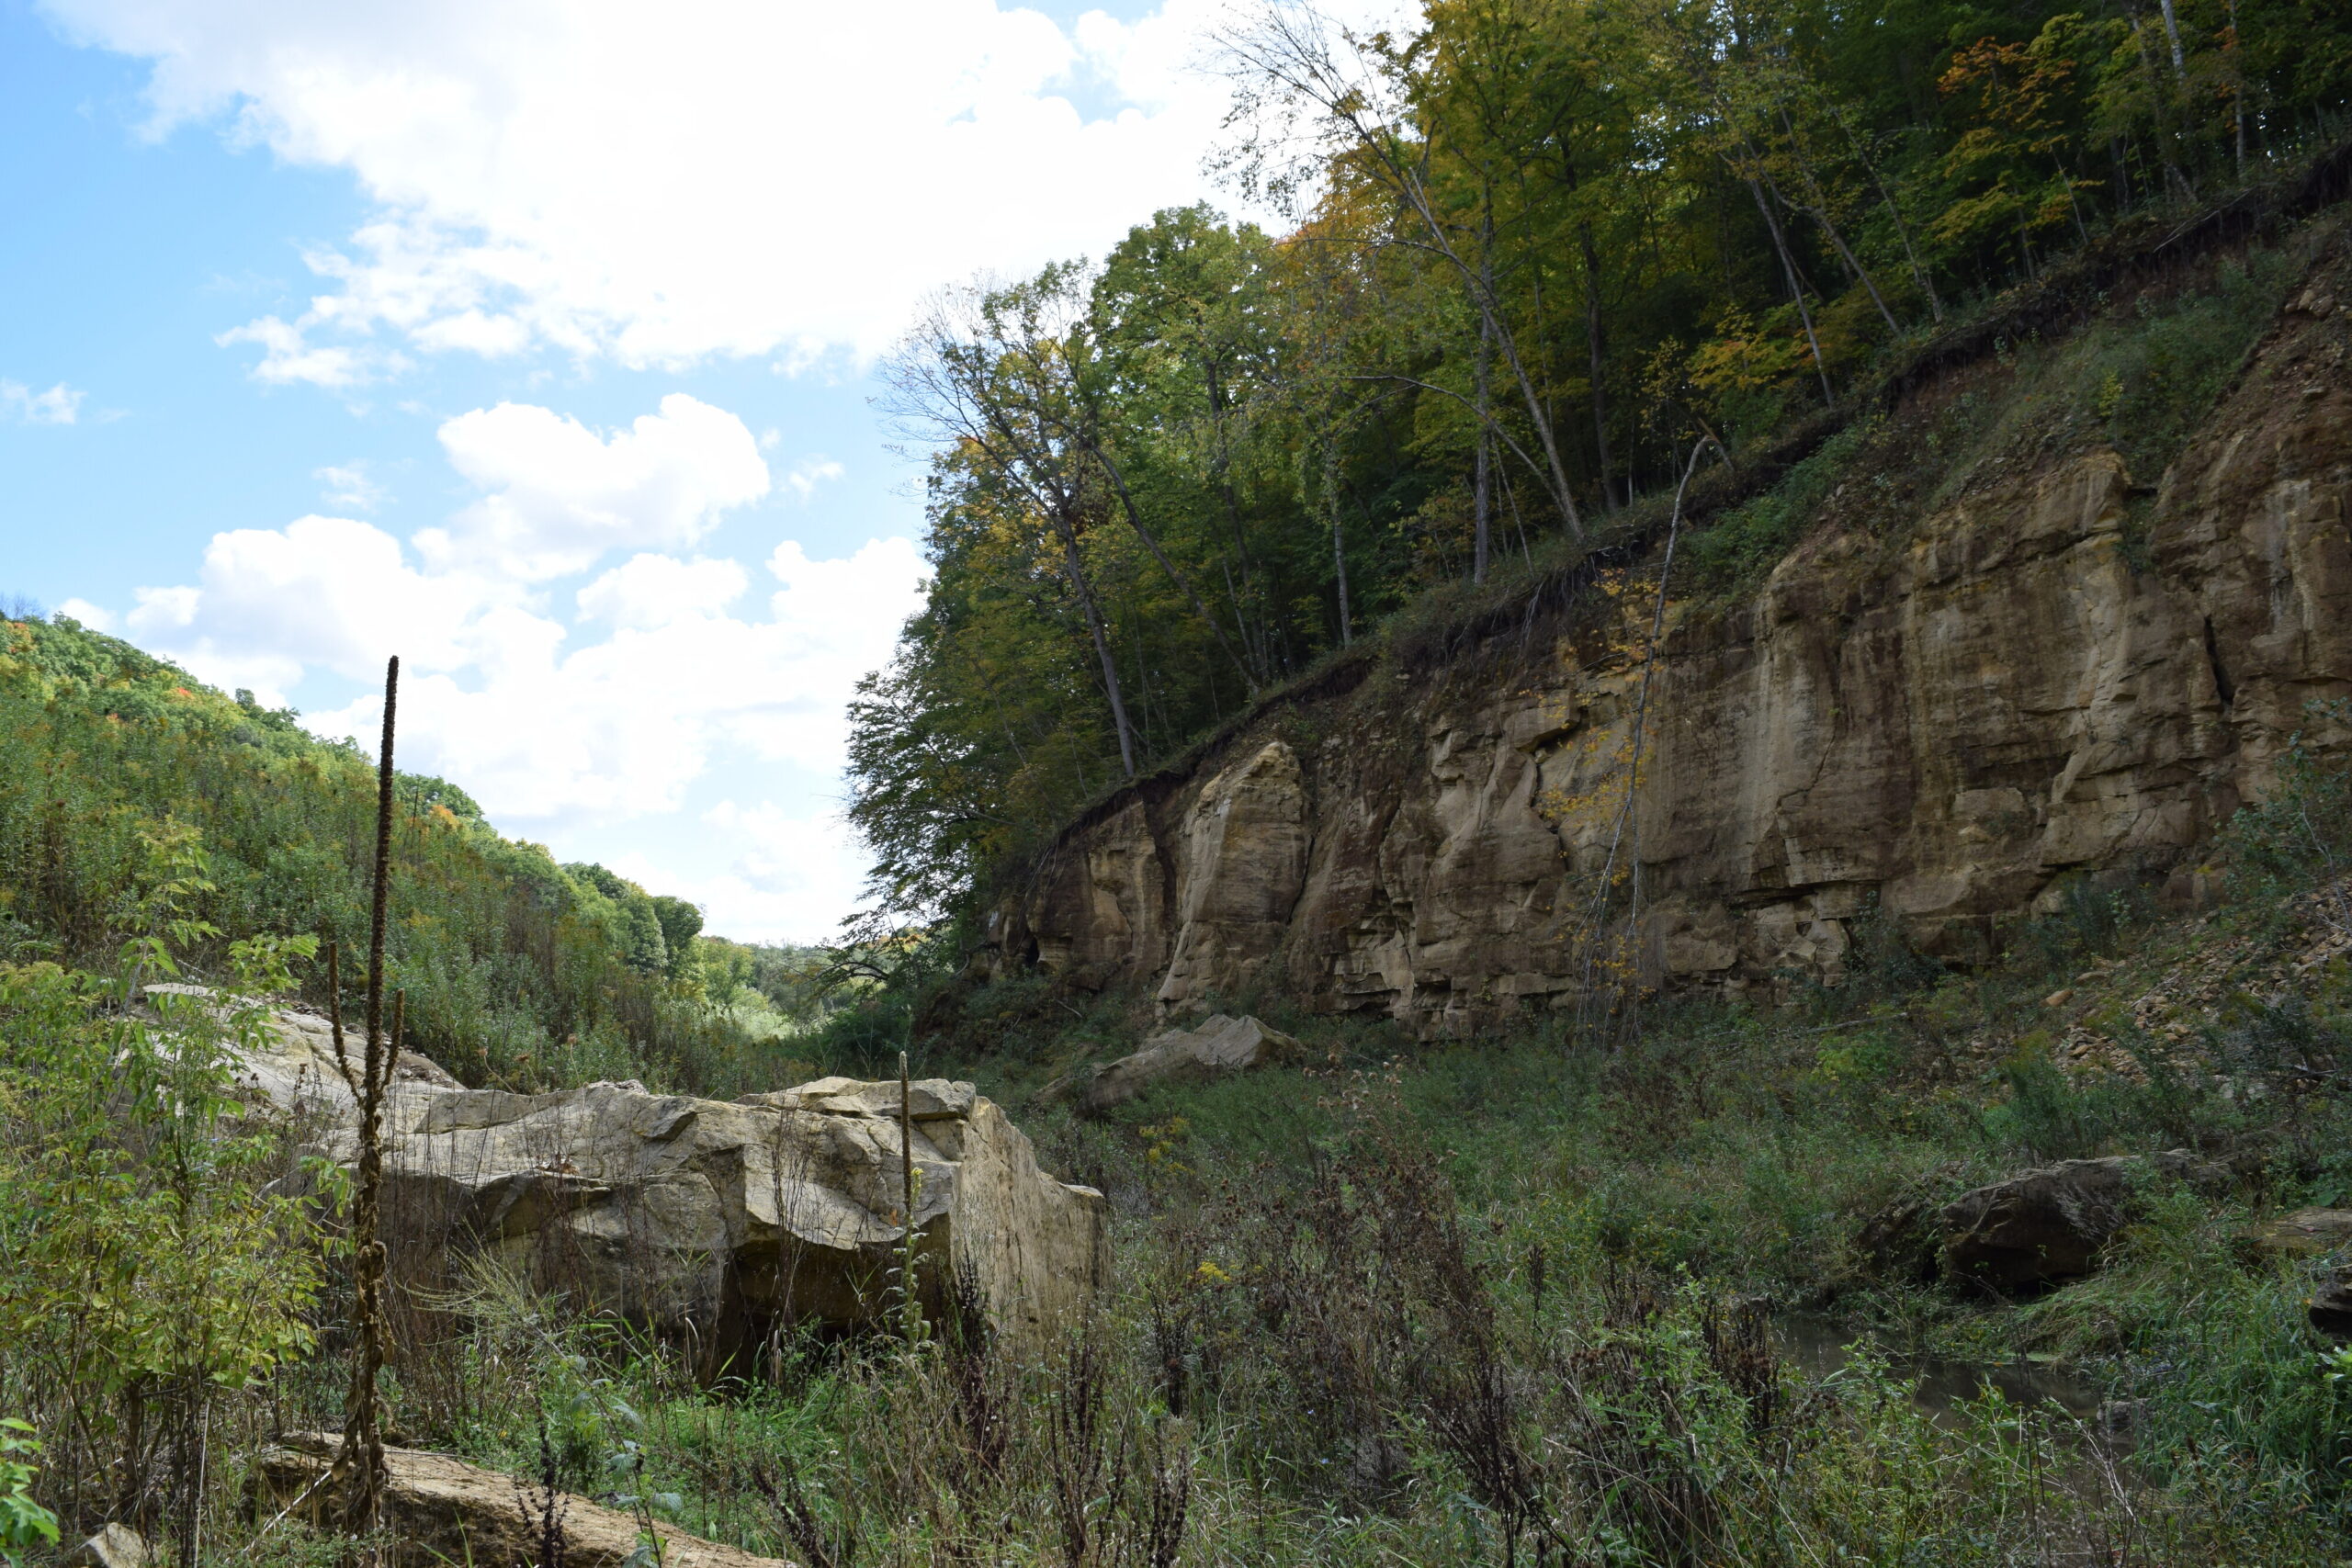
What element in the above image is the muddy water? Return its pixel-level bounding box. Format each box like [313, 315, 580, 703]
[1773, 1314, 2108, 1424]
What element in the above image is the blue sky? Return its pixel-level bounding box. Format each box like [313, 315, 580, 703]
[0, 0, 1325, 942]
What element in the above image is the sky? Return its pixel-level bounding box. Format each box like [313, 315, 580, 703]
[0, 0, 1401, 944]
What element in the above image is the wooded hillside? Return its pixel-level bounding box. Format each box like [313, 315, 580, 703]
[853, 0, 2352, 936]
[0, 615, 819, 1094]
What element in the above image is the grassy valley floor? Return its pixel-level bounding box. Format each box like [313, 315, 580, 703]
[193, 856, 2349, 1567]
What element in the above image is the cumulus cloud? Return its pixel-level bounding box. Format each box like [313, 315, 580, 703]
[123, 513, 509, 698]
[3, 379, 85, 423]
[108, 391, 924, 894]
[575, 553, 749, 630]
[214, 315, 384, 388]
[42, 0, 1411, 374]
[54, 598, 116, 631]
[308, 535, 924, 820]
[418, 394, 770, 581]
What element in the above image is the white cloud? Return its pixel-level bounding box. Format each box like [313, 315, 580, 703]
[783, 457, 844, 503]
[3, 379, 85, 423]
[123, 513, 508, 700]
[315, 460, 389, 511]
[669, 801, 876, 943]
[42, 0, 1367, 373]
[54, 597, 116, 631]
[307, 534, 923, 821]
[214, 314, 384, 388]
[114, 392, 925, 933]
[417, 394, 770, 581]
[575, 553, 748, 630]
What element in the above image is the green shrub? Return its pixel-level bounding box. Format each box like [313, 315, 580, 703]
[0, 937, 329, 1552]
[1686, 418, 1876, 590]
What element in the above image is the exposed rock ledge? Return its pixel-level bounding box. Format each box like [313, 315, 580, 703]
[986, 231, 2352, 1036]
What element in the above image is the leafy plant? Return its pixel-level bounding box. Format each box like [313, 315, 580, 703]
[0, 1420, 59, 1565]
[0, 925, 329, 1555]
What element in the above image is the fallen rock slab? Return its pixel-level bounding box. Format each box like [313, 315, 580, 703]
[142, 982, 464, 1117]
[252, 1432, 783, 1567]
[366, 1077, 1105, 1363]
[2250, 1207, 2352, 1260]
[1056, 1012, 1299, 1115]
[179, 987, 1108, 1362]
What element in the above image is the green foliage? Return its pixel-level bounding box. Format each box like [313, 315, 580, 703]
[0, 1421, 58, 1563]
[1974, 246, 2304, 482]
[1980, 1036, 2138, 1160]
[0, 930, 334, 1554]
[2223, 698, 2352, 924]
[0, 615, 775, 1094]
[1686, 418, 1879, 589]
[2027, 1181, 2352, 1513]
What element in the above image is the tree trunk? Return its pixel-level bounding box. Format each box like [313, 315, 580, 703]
[2155, 0, 2188, 78]
[2225, 0, 2246, 176]
[1057, 520, 1135, 777]
[1325, 437, 1352, 647]
[1579, 222, 1616, 510]
[1775, 109, 1902, 337]
[1740, 172, 1836, 408]
[1474, 308, 1493, 586]
[1085, 434, 1259, 690]
[1200, 357, 1271, 682]
[1833, 102, 1943, 322]
[2124, 6, 2197, 199]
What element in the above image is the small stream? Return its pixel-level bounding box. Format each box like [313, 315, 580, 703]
[1773, 1314, 2109, 1426]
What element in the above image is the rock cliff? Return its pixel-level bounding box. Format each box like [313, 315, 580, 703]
[988, 226, 2352, 1036]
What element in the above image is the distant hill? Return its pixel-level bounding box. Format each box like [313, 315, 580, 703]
[0, 613, 791, 1093]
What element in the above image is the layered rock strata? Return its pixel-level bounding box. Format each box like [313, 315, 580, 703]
[990, 238, 2352, 1035]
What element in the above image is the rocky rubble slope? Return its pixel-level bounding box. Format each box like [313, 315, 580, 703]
[988, 227, 2352, 1037]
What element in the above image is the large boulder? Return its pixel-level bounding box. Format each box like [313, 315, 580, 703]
[252, 1432, 784, 1567]
[1937, 1152, 2212, 1292]
[192, 990, 1108, 1361]
[1055, 1012, 1299, 1115]
[2310, 1271, 2352, 1340]
[144, 981, 464, 1112]
[61, 1525, 150, 1568]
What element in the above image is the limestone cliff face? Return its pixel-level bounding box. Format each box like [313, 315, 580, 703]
[991, 235, 2352, 1035]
